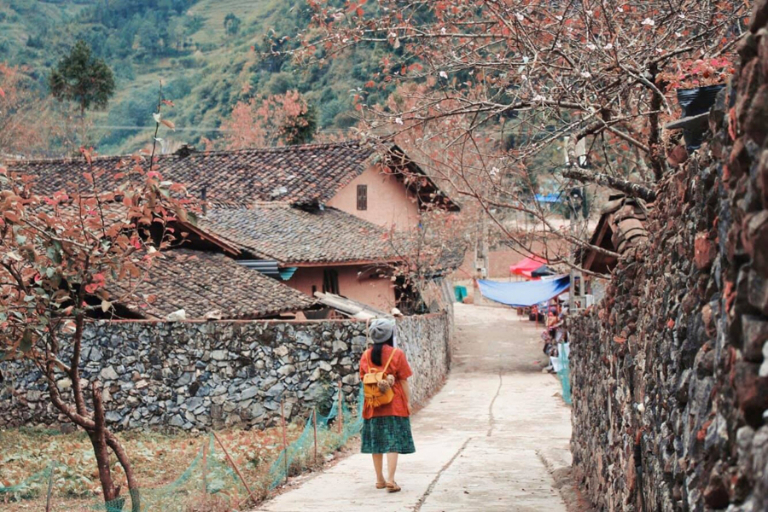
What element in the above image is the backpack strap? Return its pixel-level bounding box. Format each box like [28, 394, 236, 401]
[382, 348, 396, 373]
[366, 347, 396, 373]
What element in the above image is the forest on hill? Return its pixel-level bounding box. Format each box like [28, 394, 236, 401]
[0, 0, 587, 205]
[0, 0, 392, 153]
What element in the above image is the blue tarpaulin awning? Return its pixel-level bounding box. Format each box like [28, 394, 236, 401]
[477, 275, 570, 307]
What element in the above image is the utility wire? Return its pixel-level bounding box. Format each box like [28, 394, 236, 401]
[86, 125, 235, 133]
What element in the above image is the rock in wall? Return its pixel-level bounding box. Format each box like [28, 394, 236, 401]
[0, 313, 451, 431]
[569, 6, 768, 511]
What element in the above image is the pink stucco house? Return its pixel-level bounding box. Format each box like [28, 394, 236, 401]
[164, 140, 458, 232]
[7, 140, 459, 311]
[13, 140, 457, 230]
[196, 203, 402, 312]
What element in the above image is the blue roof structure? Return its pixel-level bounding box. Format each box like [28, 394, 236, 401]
[534, 193, 564, 204]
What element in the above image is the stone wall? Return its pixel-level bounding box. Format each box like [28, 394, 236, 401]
[0, 313, 451, 431]
[569, 7, 768, 511]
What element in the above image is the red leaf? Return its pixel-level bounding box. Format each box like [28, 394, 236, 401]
[0, 87, 5, 98]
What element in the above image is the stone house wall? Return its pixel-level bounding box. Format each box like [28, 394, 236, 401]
[568, 6, 768, 511]
[0, 313, 451, 431]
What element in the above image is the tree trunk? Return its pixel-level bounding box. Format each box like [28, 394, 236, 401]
[648, 64, 666, 181]
[80, 104, 88, 147]
[106, 432, 141, 512]
[89, 381, 121, 507]
[45, 315, 135, 511]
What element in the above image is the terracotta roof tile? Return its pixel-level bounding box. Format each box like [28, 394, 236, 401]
[199, 204, 400, 265]
[6, 141, 376, 205]
[119, 249, 316, 319]
[4, 141, 459, 210]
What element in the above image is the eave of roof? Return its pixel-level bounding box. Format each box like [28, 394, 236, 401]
[386, 144, 461, 212]
[196, 203, 401, 266]
[113, 249, 317, 320]
[279, 258, 403, 268]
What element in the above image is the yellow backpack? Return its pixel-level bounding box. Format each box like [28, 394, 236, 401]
[362, 348, 396, 411]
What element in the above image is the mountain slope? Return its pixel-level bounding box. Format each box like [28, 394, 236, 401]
[0, 0, 382, 154]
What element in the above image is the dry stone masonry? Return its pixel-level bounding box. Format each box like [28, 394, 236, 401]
[0, 314, 450, 431]
[569, 6, 768, 511]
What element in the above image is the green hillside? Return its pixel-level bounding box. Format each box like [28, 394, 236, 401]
[0, 0, 386, 154]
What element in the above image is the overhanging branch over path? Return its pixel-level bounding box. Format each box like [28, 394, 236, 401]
[562, 168, 657, 202]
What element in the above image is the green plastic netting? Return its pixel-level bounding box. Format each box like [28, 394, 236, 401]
[99, 434, 248, 512]
[1, 385, 365, 511]
[0, 461, 57, 501]
[0, 434, 248, 512]
[266, 385, 364, 489]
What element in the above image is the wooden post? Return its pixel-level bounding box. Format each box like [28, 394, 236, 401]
[45, 461, 55, 512]
[337, 381, 343, 435]
[212, 432, 256, 506]
[281, 401, 288, 483]
[202, 438, 208, 498]
[313, 408, 318, 466]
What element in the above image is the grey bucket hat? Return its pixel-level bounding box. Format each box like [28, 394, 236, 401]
[369, 318, 396, 344]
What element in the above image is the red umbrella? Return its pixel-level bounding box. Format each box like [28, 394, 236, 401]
[509, 255, 547, 277]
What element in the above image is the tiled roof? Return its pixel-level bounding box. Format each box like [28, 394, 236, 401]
[118, 249, 316, 319]
[605, 199, 648, 254]
[5, 141, 376, 205]
[198, 204, 401, 265]
[581, 195, 650, 274]
[4, 141, 459, 209]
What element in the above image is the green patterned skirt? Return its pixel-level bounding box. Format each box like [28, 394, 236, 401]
[361, 416, 416, 454]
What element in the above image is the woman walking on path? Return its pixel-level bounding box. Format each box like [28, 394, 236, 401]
[359, 318, 415, 493]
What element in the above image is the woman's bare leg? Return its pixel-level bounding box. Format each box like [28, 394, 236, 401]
[386, 452, 399, 483]
[372, 454, 385, 484]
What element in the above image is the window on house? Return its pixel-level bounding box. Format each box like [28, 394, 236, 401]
[323, 269, 339, 295]
[357, 184, 368, 211]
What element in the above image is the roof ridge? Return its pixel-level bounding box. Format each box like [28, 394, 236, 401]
[207, 201, 293, 210]
[3, 139, 374, 166]
[207, 202, 369, 217]
[184, 139, 369, 158]
[3, 154, 134, 165]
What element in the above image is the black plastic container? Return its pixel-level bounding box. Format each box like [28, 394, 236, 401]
[676, 84, 726, 117]
[675, 84, 726, 150]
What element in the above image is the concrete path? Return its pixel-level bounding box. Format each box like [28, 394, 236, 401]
[256, 304, 572, 512]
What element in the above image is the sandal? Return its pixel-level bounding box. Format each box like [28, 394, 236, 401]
[386, 482, 401, 493]
[376, 481, 387, 489]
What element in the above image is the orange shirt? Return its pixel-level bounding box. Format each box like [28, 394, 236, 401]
[359, 345, 413, 419]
